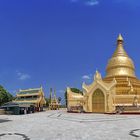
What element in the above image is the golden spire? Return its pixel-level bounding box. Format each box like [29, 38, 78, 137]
[113, 34, 128, 57]
[106, 34, 136, 77]
[117, 33, 123, 41]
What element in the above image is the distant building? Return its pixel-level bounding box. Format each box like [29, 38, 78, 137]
[1, 87, 46, 115]
[49, 88, 60, 110]
[67, 34, 140, 113]
[14, 87, 46, 112]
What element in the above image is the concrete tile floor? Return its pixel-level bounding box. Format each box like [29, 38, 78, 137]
[0, 110, 140, 140]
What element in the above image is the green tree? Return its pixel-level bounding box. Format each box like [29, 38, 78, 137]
[65, 88, 83, 106]
[58, 97, 61, 103]
[0, 85, 13, 106]
[45, 98, 50, 107]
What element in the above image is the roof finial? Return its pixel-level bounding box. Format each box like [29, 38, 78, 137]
[117, 33, 123, 42]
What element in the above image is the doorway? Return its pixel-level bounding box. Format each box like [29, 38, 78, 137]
[92, 89, 105, 113]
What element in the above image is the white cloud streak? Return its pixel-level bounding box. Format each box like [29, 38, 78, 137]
[17, 72, 31, 80]
[82, 74, 92, 80]
[85, 0, 99, 6]
[70, 0, 99, 6]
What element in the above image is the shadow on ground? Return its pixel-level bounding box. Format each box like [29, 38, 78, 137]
[0, 119, 11, 123]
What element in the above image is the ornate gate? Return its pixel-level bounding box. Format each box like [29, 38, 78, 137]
[92, 89, 105, 113]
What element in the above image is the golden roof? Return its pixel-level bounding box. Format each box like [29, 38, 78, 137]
[106, 34, 136, 78]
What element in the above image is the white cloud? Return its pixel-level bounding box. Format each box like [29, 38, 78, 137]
[70, 0, 99, 6]
[85, 0, 99, 6]
[82, 74, 92, 80]
[17, 71, 31, 80]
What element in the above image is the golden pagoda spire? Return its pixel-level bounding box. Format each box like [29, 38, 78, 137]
[106, 34, 136, 77]
[117, 33, 123, 41]
[113, 34, 128, 57]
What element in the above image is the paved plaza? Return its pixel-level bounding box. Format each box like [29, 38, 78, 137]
[0, 110, 140, 140]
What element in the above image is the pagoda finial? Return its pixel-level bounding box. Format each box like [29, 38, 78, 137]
[111, 33, 128, 57]
[117, 33, 123, 42]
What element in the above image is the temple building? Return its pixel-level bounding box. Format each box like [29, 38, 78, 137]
[67, 34, 140, 113]
[14, 87, 46, 112]
[1, 87, 46, 115]
[49, 88, 60, 110]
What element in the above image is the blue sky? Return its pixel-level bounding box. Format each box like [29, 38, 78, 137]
[0, 0, 140, 102]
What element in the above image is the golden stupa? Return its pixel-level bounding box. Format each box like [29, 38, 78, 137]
[67, 34, 140, 113]
[104, 34, 140, 96]
[106, 34, 135, 78]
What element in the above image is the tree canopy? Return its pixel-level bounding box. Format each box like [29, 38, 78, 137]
[70, 88, 83, 94]
[0, 85, 13, 106]
[45, 98, 50, 107]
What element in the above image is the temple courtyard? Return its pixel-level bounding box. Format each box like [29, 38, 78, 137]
[0, 110, 140, 140]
